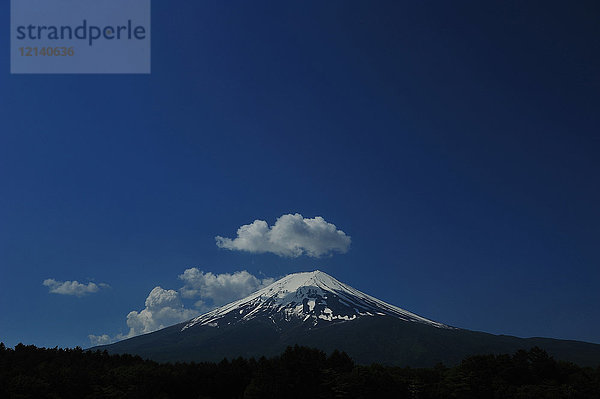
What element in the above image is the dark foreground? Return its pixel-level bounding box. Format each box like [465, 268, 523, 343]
[1, 343, 599, 398]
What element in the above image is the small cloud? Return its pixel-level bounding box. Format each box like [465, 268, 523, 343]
[179, 269, 275, 310]
[43, 279, 109, 297]
[215, 213, 351, 258]
[88, 334, 121, 346]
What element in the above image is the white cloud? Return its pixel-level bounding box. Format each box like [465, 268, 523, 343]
[89, 286, 198, 347]
[179, 269, 275, 309]
[215, 213, 351, 258]
[89, 270, 275, 346]
[88, 334, 120, 346]
[124, 287, 198, 337]
[43, 279, 109, 297]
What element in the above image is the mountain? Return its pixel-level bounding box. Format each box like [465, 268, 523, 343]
[95, 270, 600, 367]
[183, 270, 448, 331]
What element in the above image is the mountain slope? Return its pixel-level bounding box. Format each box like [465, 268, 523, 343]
[95, 271, 600, 367]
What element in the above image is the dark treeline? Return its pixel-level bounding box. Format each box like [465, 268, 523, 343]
[1, 342, 600, 398]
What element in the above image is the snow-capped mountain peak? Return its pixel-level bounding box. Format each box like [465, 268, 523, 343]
[183, 270, 450, 331]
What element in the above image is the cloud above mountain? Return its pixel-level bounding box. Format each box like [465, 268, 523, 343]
[215, 213, 351, 258]
[179, 269, 274, 310]
[43, 279, 109, 297]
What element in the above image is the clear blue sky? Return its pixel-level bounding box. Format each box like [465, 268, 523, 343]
[1, 1, 599, 348]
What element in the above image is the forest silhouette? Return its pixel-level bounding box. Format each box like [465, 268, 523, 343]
[1, 342, 600, 398]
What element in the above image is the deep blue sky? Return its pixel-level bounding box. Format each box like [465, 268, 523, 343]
[1, 1, 599, 348]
